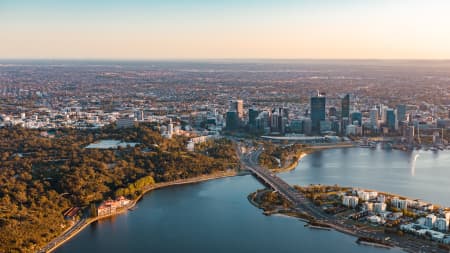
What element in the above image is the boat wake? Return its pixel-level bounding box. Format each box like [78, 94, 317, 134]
[411, 153, 420, 176]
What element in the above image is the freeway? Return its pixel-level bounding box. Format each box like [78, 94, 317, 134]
[241, 148, 450, 252]
[241, 148, 329, 220]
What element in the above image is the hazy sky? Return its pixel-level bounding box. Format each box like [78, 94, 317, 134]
[1, 0, 450, 59]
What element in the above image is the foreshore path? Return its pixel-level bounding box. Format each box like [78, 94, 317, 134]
[37, 170, 237, 253]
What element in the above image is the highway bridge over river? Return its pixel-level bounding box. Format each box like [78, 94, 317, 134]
[241, 149, 328, 220]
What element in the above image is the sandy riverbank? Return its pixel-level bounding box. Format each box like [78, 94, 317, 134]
[270, 143, 356, 174]
[270, 152, 309, 173]
[42, 170, 238, 253]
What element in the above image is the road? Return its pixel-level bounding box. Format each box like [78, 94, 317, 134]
[38, 218, 87, 253]
[240, 147, 449, 253]
[241, 148, 328, 220]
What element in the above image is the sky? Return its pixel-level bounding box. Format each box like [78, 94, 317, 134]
[1, 0, 450, 60]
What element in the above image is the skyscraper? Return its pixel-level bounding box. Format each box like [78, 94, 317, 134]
[248, 108, 260, 128]
[229, 99, 244, 120]
[351, 111, 362, 126]
[370, 107, 379, 129]
[226, 111, 239, 131]
[386, 109, 397, 131]
[311, 93, 326, 134]
[341, 94, 350, 119]
[396, 104, 406, 121]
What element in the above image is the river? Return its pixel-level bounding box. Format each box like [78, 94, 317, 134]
[56, 147, 450, 253]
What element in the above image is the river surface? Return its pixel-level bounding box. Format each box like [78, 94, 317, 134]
[56, 148, 450, 253]
[281, 147, 450, 206]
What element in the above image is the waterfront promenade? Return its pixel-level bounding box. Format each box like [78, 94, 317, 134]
[38, 170, 237, 253]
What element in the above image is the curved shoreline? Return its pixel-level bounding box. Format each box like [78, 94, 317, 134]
[270, 152, 309, 173]
[41, 170, 238, 253]
[270, 144, 356, 174]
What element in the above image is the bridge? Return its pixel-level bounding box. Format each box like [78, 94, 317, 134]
[241, 148, 328, 220]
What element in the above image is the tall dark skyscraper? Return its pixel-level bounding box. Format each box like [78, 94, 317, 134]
[311, 94, 326, 134]
[341, 94, 350, 119]
[386, 109, 396, 131]
[248, 108, 260, 127]
[226, 111, 239, 131]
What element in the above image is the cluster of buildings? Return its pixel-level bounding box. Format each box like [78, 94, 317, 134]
[222, 94, 449, 149]
[97, 196, 131, 217]
[400, 213, 450, 244]
[339, 188, 450, 244]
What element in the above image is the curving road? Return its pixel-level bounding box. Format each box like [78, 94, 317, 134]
[241, 148, 329, 220]
[240, 147, 449, 253]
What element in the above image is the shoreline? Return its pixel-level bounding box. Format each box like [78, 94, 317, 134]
[41, 170, 239, 253]
[43, 144, 414, 253]
[250, 184, 450, 253]
[270, 143, 356, 174]
[270, 152, 309, 173]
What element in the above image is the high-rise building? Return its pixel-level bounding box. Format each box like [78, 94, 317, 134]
[303, 118, 312, 135]
[396, 104, 406, 121]
[311, 93, 326, 134]
[248, 108, 260, 128]
[386, 109, 397, 131]
[255, 111, 270, 133]
[341, 94, 350, 119]
[289, 119, 303, 133]
[351, 111, 362, 126]
[370, 107, 379, 129]
[380, 105, 388, 123]
[435, 218, 449, 232]
[270, 110, 280, 132]
[405, 126, 415, 145]
[425, 214, 437, 228]
[226, 111, 239, 131]
[229, 99, 244, 120]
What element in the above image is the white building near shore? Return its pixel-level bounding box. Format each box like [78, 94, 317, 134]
[435, 218, 449, 232]
[342, 196, 359, 208]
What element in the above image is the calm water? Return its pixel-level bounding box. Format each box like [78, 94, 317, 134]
[281, 147, 450, 206]
[56, 148, 450, 253]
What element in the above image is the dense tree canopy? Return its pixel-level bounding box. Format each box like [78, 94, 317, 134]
[0, 123, 238, 252]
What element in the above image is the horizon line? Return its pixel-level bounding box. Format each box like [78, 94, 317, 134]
[2, 58, 450, 62]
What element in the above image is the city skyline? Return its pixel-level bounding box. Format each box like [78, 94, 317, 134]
[2, 0, 450, 60]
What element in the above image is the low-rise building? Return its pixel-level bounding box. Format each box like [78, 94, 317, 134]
[116, 117, 135, 128]
[97, 196, 131, 216]
[368, 215, 382, 224]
